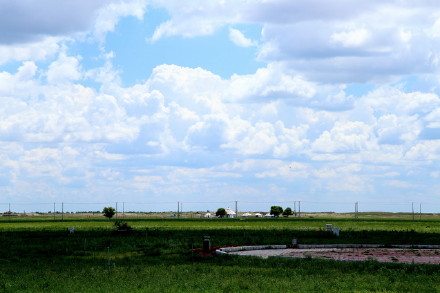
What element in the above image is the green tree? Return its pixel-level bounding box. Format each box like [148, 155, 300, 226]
[102, 207, 115, 219]
[215, 208, 226, 218]
[282, 207, 293, 217]
[270, 206, 283, 217]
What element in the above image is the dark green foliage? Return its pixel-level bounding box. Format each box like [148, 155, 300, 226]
[113, 220, 133, 235]
[102, 207, 115, 219]
[270, 206, 283, 217]
[283, 207, 293, 217]
[215, 208, 226, 218]
[0, 218, 439, 292]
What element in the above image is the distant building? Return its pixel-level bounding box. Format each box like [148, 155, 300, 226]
[225, 208, 236, 218]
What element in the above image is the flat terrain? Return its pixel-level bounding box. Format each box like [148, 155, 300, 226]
[0, 214, 439, 292]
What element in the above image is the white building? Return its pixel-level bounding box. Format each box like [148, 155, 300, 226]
[225, 208, 236, 218]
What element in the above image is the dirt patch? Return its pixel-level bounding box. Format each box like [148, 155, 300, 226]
[227, 247, 440, 264]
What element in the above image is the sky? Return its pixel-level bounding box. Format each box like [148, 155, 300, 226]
[0, 0, 439, 213]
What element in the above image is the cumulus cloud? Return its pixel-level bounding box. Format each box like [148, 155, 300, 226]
[148, 0, 440, 83]
[0, 0, 109, 44]
[1, 1, 440, 206]
[229, 28, 257, 47]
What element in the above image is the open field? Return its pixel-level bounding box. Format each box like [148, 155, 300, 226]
[0, 215, 439, 292]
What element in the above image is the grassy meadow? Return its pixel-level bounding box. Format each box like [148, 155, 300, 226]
[0, 214, 439, 292]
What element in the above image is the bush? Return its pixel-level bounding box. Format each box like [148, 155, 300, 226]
[114, 220, 132, 232]
[102, 207, 115, 219]
[216, 208, 226, 218]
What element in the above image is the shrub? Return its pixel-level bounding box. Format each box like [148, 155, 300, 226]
[102, 207, 115, 219]
[216, 208, 226, 218]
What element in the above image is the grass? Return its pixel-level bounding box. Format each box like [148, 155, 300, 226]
[0, 216, 439, 292]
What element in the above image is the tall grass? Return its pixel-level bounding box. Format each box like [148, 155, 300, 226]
[0, 218, 439, 292]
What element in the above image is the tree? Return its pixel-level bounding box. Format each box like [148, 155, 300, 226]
[282, 207, 293, 217]
[102, 207, 115, 219]
[270, 206, 283, 217]
[216, 208, 226, 218]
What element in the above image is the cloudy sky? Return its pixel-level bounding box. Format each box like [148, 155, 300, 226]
[0, 0, 439, 213]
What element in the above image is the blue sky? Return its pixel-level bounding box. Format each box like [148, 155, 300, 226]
[0, 0, 439, 213]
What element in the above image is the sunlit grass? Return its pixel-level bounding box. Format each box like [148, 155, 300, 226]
[0, 216, 439, 292]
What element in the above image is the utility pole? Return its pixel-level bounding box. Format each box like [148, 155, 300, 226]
[62, 202, 64, 221]
[412, 202, 414, 221]
[53, 202, 56, 220]
[298, 201, 301, 218]
[235, 201, 238, 218]
[177, 201, 180, 218]
[115, 202, 118, 219]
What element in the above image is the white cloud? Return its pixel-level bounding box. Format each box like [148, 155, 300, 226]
[47, 53, 82, 84]
[0, 0, 109, 44]
[147, 1, 440, 83]
[0, 37, 61, 65]
[229, 28, 257, 47]
[1, 0, 440, 206]
[312, 121, 374, 153]
[93, 0, 147, 41]
[330, 28, 371, 48]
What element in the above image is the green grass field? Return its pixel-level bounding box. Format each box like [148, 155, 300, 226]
[0, 215, 439, 292]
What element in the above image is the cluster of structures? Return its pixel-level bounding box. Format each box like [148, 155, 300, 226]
[203, 208, 275, 218]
